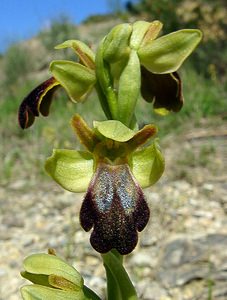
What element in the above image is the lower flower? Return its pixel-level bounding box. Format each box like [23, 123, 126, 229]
[80, 162, 150, 255]
[45, 114, 164, 254]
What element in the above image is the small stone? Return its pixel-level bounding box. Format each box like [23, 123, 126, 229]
[0, 268, 6, 277]
[193, 210, 213, 219]
[130, 251, 155, 267]
[203, 183, 214, 191]
[2, 215, 24, 228]
[137, 280, 168, 300]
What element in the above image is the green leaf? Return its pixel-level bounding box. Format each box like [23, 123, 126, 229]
[21, 285, 84, 300]
[103, 23, 132, 63]
[50, 60, 96, 102]
[55, 40, 95, 69]
[45, 149, 94, 193]
[131, 140, 165, 188]
[23, 253, 83, 288]
[138, 29, 202, 74]
[117, 50, 141, 126]
[93, 120, 135, 142]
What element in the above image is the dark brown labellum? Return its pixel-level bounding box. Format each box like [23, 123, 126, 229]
[18, 77, 59, 129]
[141, 66, 183, 112]
[80, 162, 150, 255]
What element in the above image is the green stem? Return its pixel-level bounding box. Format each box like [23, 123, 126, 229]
[105, 264, 122, 300]
[102, 251, 138, 300]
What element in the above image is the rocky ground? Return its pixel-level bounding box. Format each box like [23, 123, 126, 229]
[0, 126, 227, 300]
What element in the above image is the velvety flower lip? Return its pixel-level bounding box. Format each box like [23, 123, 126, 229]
[80, 162, 150, 255]
[18, 77, 60, 129]
[141, 66, 183, 113]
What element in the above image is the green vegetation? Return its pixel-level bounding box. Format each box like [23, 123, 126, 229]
[0, 1, 226, 185]
[2, 45, 34, 95]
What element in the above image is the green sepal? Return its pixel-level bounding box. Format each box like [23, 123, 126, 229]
[20, 285, 85, 300]
[130, 140, 165, 188]
[138, 29, 202, 74]
[118, 50, 141, 126]
[45, 149, 94, 193]
[22, 253, 83, 288]
[50, 60, 96, 102]
[93, 120, 135, 142]
[55, 40, 95, 69]
[103, 23, 132, 63]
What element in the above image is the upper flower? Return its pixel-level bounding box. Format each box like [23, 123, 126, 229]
[45, 114, 164, 254]
[18, 20, 202, 129]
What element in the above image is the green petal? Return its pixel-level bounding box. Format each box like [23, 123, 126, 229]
[130, 20, 163, 50]
[45, 149, 94, 193]
[138, 29, 202, 74]
[21, 285, 84, 300]
[131, 140, 165, 188]
[55, 40, 95, 69]
[50, 60, 96, 102]
[127, 124, 157, 152]
[93, 120, 135, 142]
[141, 20, 163, 46]
[130, 21, 151, 50]
[71, 114, 100, 152]
[23, 253, 83, 288]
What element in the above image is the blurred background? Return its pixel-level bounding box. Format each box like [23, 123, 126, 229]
[0, 1, 227, 299]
